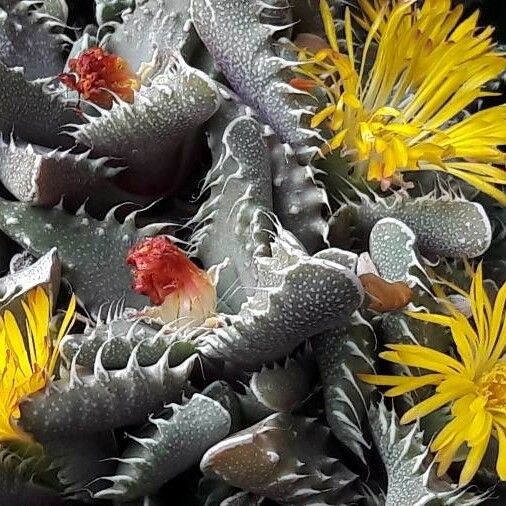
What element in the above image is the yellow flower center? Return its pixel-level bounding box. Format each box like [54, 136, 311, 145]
[477, 361, 506, 409]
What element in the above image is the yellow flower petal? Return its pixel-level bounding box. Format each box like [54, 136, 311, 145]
[298, 0, 506, 204]
[49, 294, 77, 375]
[358, 373, 416, 386]
[342, 91, 361, 109]
[435, 436, 465, 477]
[432, 412, 471, 451]
[329, 129, 348, 150]
[383, 373, 444, 397]
[311, 104, 336, 128]
[344, 7, 354, 65]
[23, 287, 51, 368]
[459, 433, 490, 486]
[391, 137, 409, 167]
[382, 124, 421, 136]
[358, 262, 506, 484]
[467, 408, 493, 445]
[401, 390, 460, 424]
[382, 344, 466, 374]
[496, 426, 506, 480]
[404, 310, 454, 327]
[319, 0, 339, 52]
[4, 311, 32, 377]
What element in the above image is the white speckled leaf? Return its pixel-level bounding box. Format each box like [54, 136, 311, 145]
[103, 0, 196, 69]
[95, 394, 231, 500]
[249, 352, 317, 413]
[190, 96, 273, 312]
[270, 138, 329, 253]
[0, 449, 65, 505]
[60, 315, 189, 370]
[314, 314, 375, 463]
[95, 0, 133, 24]
[0, 11, 64, 78]
[347, 190, 492, 258]
[44, 432, 117, 500]
[369, 400, 488, 506]
[0, 199, 172, 312]
[201, 413, 358, 504]
[0, 138, 135, 209]
[369, 218, 426, 285]
[74, 57, 220, 194]
[19, 350, 198, 440]
[191, 0, 316, 150]
[197, 231, 364, 369]
[0, 62, 78, 148]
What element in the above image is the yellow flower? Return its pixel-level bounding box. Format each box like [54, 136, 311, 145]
[295, 0, 506, 203]
[360, 264, 506, 486]
[0, 287, 76, 442]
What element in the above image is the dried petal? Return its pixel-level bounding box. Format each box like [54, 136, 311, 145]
[359, 273, 413, 312]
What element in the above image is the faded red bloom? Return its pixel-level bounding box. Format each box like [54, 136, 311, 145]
[127, 236, 216, 326]
[59, 47, 140, 108]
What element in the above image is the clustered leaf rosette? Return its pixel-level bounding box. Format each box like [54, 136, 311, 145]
[0, 0, 505, 504]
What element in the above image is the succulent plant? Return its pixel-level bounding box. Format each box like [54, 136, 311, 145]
[314, 313, 376, 463]
[334, 187, 492, 259]
[0, 447, 65, 505]
[43, 432, 118, 500]
[269, 138, 330, 253]
[0, 199, 172, 313]
[195, 228, 364, 369]
[190, 0, 317, 153]
[0, 0, 504, 504]
[189, 95, 274, 313]
[95, 393, 232, 500]
[19, 347, 197, 440]
[200, 413, 359, 504]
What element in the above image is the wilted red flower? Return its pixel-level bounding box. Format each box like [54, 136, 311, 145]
[127, 236, 216, 326]
[59, 47, 140, 109]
